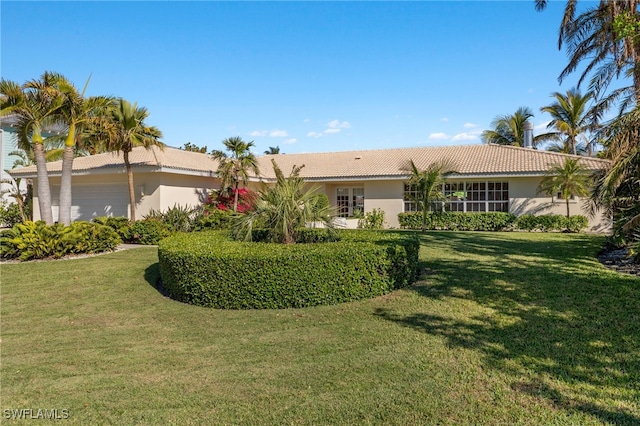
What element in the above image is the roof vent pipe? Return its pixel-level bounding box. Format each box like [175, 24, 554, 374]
[523, 121, 534, 149]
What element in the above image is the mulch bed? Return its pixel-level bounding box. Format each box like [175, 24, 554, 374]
[598, 247, 640, 276]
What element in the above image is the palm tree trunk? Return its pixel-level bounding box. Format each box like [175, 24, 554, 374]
[58, 145, 75, 226]
[233, 181, 239, 212]
[58, 124, 77, 226]
[32, 141, 54, 224]
[124, 150, 136, 222]
[566, 198, 570, 218]
[124, 150, 136, 223]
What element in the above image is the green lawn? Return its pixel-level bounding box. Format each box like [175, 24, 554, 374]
[1, 232, 638, 425]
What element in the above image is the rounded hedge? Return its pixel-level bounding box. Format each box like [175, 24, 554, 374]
[158, 230, 419, 309]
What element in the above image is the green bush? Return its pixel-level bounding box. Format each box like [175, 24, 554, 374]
[514, 215, 588, 232]
[359, 208, 386, 229]
[250, 228, 338, 244]
[0, 221, 121, 261]
[0, 201, 24, 228]
[130, 220, 172, 245]
[398, 212, 516, 231]
[158, 230, 420, 309]
[192, 208, 237, 231]
[93, 216, 133, 241]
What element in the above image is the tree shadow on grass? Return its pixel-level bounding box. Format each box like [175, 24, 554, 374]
[377, 231, 640, 425]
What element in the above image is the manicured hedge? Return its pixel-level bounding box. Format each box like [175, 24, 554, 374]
[158, 230, 420, 309]
[398, 212, 589, 233]
[398, 212, 516, 231]
[514, 214, 588, 233]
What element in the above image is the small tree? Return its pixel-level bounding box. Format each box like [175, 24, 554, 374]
[232, 159, 335, 244]
[403, 159, 456, 232]
[211, 137, 260, 212]
[538, 158, 593, 218]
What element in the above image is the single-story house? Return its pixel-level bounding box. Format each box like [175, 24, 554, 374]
[8, 143, 612, 232]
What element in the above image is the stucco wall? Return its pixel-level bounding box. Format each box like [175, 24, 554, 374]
[158, 173, 217, 211]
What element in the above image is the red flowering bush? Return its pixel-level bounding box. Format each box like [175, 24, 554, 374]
[205, 188, 257, 213]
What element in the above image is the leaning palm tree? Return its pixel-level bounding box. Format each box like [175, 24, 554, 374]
[402, 159, 457, 232]
[0, 75, 64, 224]
[47, 73, 113, 225]
[232, 159, 335, 244]
[541, 88, 596, 155]
[211, 136, 260, 212]
[481, 107, 553, 147]
[538, 158, 593, 218]
[99, 99, 164, 222]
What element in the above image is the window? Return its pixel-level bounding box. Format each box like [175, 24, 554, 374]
[337, 187, 365, 217]
[403, 181, 509, 213]
[403, 184, 419, 212]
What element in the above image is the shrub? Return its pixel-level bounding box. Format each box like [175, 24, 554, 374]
[0, 221, 121, 261]
[144, 204, 198, 233]
[359, 208, 386, 229]
[130, 220, 172, 245]
[398, 212, 516, 231]
[0, 201, 24, 228]
[514, 215, 588, 232]
[93, 216, 133, 241]
[192, 208, 237, 231]
[158, 230, 419, 309]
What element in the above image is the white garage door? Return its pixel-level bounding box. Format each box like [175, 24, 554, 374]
[51, 183, 129, 222]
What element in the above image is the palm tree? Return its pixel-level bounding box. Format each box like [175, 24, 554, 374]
[535, 0, 639, 103]
[264, 146, 280, 155]
[538, 158, 593, 218]
[99, 99, 164, 222]
[402, 159, 456, 232]
[211, 137, 260, 212]
[48, 73, 113, 225]
[0, 75, 65, 225]
[232, 159, 335, 244]
[541, 88, 596, 155]
[481, 107, 553, 147]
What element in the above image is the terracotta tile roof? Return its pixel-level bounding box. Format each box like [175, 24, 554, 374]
[9, 146, 219, 177]
[257, 144, 610, 180]
[9, 143, 609, 180]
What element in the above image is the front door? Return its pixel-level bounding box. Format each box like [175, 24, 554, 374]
[336, 187, 364, 217]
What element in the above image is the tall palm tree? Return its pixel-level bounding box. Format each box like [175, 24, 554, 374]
[0, 75, 64, 225]
[541, 88, 596, 155]
[48, 73, 113, 225]
[481, 107, 553, 147]
[402, 159, 456, 232]
[232, 159, 335, 244]
[100, 99, 164, 222]
[538, 158, 593, 218]
[211, 136, 260, 212]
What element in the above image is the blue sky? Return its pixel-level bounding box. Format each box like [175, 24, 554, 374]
[1, 1, 611, 154]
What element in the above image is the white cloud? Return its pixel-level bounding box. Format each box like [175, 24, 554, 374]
[428, 132, 450, 140]
[250, 130, 268, 137]
[284, 138, 297, 145]
[451, 132, 479, 142]
[324, 128, 341, 134]
[303, 118, 310, 123]
[463, 122, 476, 128]
[440, 117, 449, 122]
[326, 119, 351, 129]
[269, 129, 288, 137]
[307, 131, 323, 138]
